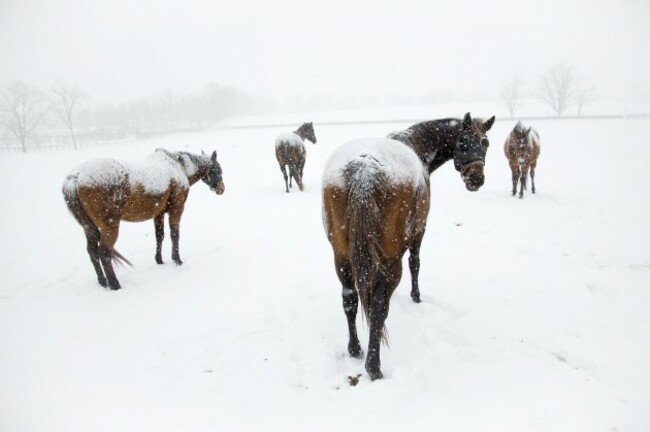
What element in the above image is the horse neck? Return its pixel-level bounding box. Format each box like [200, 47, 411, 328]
[176, 152, 210, 186]
[293, 127, 308, 141]
[400, 121, 457, 174]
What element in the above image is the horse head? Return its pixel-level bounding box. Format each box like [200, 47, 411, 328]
[202, 150, 225, 195]
[300, 122, 317, 144]
[512, 122, 532, 150]
[454, 112, 495, 191]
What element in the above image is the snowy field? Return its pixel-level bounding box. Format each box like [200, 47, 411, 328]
[1, 115, 649, 431]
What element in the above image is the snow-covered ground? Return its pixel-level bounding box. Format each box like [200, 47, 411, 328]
[1, 115, 649, 431]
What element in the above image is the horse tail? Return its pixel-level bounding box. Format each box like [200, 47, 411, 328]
[344, 159, 389, 337]
[62, 174, 132, 267]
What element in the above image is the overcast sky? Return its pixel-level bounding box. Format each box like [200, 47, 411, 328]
[1, 0, 649, 103]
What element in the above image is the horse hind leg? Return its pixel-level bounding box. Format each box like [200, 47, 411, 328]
[289, 164, 303, 191]
[98, 222, 121, 290]
[84, 226, 107, 287]
[279, 163, 290, 193]
[336, 256, 363, 359]
[365, 259, 402, 381]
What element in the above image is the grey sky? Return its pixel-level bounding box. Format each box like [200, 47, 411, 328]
[1, 0, 649, 103]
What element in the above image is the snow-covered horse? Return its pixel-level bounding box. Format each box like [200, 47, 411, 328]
[322, 113, 495, 380]
[504, 121, 540, 198]
[275, 122, 317, 192]
[62, 148, 225, 290]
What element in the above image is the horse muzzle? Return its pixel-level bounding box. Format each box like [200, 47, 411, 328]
[212, 182, 225, 195]
[461, 161, 485, 192]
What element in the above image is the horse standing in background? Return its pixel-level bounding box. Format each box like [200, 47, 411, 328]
[275, 122, 317, 192]
[322, 113, 495, 380]
[504, 121, 541, 198]
[62, 148, 225, 290]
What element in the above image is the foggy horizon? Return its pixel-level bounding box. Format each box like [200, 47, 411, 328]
[2, 0, 650, 107]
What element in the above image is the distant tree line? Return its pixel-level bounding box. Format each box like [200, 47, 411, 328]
[0, 81, 270, 152]
[500, 62, 597, 118]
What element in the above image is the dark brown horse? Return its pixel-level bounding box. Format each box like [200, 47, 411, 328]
[322, 113, 495, 380]
[504, 121, 540, 198]
[275, 122, 317, 192]
[63, 148, 225, 290]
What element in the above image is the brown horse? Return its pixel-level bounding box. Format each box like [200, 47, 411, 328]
[504, 121, 540, 198]
[62, 148, 225, 290]
[322, 113, 495, 380]
[275, 122, 317, 192]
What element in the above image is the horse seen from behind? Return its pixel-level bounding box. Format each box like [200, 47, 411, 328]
[504, 121, 540, 198]
[275, 122, 317, 192]
[322, 113, 495, 380]
[63, 148, 225, 290]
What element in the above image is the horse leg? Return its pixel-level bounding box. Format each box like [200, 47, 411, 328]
[519, 165, 529, 199]
[98, 223, 121, 290]
[365, 259, 401, 381]
[168, 205, 185, 265]
[154, 213, 165, 264]
[408, 231, 425, 303]
[511, 166, 520, 196]
[279, 163, 289, 193]
[84, 226, 107, 287]
[530, 164, 537, 194]
[290, 164, 303, 191]
[335, 256, 363, 358]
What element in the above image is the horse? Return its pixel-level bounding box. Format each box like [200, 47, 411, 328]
[504, 121, 540, 198]
[62, 148, 225, 290]
[322, 112, 495, 380]
[275, 122, 317, 192]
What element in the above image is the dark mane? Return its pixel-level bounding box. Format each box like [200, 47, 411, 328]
[390, 119, 461, 173]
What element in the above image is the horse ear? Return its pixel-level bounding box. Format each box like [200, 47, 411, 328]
[211, 150, 217, 162]
[462, 112, 472, 130]
[482, 116, 496, 132]
[526, 126, 532, 135]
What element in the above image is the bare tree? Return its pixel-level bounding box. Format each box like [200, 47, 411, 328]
[50, 81, 84, 149]
[538, 63, 575, 116]
[500, 74, 524, 118]
[574, 80, 597, 116]
[0, 81, 46, 152]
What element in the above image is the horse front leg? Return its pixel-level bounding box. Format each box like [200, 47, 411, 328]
[408, 231, 425, 303]
[168, 204, 185, 265]
[530, 165, 537, 194]
[519, 165, 529, 199]
[336, 256, 363, 358]
[511, 166, 520, 196]
[154, 214, 165, 264]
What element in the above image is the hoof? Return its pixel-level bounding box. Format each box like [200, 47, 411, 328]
[173, 258, 183, 265]
[411, 293, 421, 303]
[366, 369, 384, 381]
[348, 344, 364, 359]
[155, 256, 163, 264]
[98, 277, 108, 287]
[108, 283, 122, 291]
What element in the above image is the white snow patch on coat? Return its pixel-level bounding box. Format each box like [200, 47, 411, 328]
[322, 138, 427, 189]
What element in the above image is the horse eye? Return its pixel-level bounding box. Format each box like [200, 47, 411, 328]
[481, 138, 489, 148]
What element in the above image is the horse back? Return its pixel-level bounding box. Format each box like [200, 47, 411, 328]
[71, 156, 188, 225]
[323, 139, 429, 260]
